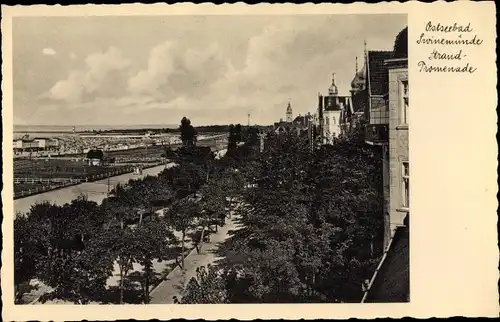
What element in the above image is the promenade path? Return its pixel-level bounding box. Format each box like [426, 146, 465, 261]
[150, 213, 242, 304]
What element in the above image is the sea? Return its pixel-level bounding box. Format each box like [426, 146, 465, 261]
[14, 124, 178, 133]
[13, 124, 179, 139]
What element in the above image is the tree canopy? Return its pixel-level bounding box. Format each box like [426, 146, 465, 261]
[180, 125, 384, 303]
[179, 117, 198, 147]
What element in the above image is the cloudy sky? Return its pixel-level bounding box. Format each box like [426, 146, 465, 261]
[13, 14, 406, 126]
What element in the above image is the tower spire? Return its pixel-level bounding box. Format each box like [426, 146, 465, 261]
[286, 98, 293, 123]
[364, 39, 367, 61]
[355, 56, 358, 73]
[328, 72, 338, 95]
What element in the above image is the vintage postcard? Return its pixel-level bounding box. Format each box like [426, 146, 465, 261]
[1, 2, 498, 321]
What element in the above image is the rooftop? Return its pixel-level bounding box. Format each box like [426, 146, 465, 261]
[367, 51, 393, 96]
[362, 217, 409, 303]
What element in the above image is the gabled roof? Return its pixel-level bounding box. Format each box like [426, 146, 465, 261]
[367, 51, 393, 96]
[362, 222, 409, 303]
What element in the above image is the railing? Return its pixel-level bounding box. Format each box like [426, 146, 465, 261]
[14, 162, 165, 199]
[114, 157, 164, 164]
[14, 181, 80, 199]
[365, 124, 389, 144]
[14, 177, 87, 184]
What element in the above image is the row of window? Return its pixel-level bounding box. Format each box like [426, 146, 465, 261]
[325, 117, 336, 125]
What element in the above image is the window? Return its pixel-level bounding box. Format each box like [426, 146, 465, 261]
[401, 80, 409, 125]
[402, 161, 410, 208]
[325, 117, 330, 126]
[332, 117, 336, 125]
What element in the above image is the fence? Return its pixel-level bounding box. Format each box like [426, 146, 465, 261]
[14, 162, 165, 200]
[114, 157, 165, 164]
[14, 181, 80, 199]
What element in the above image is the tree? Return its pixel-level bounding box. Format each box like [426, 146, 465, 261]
[227, 124, 238, 157]
[102, 183, 140, 229]
[179, 117, 197, 147]
[195, 182, 227, 253]
[131, 218, 178, 303]
[126, 176, 173, 224]
[234, 124, 242, 142]
[161, 163, 203, 199]
[167, 198, 200, 270]
[14, 214, 51, 302]
[24, 198, 117, 304]
[63, 196, 104, 248]
[37, 235, 115, 304]
[180, 265, 228, 303]
[105, 226, 136, 304]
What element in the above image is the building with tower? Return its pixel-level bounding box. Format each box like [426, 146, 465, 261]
[317, 73, 354, 144]
[286, 99, 293, 123]
[273, 100, 315, 149]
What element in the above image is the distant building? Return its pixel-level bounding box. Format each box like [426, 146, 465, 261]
[269, 102, 316, 151]
[274, 101, 312, 136]
[318, 73, 354, 144]
[13, 137, 60, 153]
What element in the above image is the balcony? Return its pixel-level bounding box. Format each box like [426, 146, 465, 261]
[365, 124, 389, 145]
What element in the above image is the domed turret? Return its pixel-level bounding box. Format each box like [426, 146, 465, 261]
[350, 56, 366, 91]
[328, 73, 338, 96]
[393, 27, 408, 59]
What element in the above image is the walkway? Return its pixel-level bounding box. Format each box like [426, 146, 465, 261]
[149, 214, 241, 304]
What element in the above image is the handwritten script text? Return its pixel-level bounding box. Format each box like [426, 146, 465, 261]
[417, 21, 482, 73]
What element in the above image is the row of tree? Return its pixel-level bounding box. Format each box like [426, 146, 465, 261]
[14, 118, 256, 304]
[180, 124, 385, 303]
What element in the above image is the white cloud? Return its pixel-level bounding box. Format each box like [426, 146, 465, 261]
[42, 48, 56, 56]
[70, 52, 77, 60]
[127, 41, 226, 99]
[48, 46, 131, 103]
[49, 71, 85, 103]
[127, 41, 177, 95]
